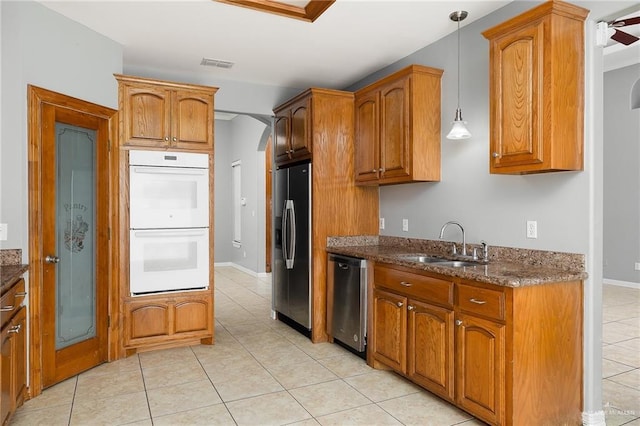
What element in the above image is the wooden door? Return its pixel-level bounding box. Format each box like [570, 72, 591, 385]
[489, 21, 544, 170]
[455, 312, 505, 425]
[172, 89, 214, 150]
[38, 95, 110, 388]
[407, 299, 454, 401]
[121, 84, 171, 147]
[379, 78, 411, 180]
[354, 91, 380, 183]
[0, 326, 11, 425]
[289, 97, 311, 159]
[11, 307, 27, 409]
[371, 289, 406, 372]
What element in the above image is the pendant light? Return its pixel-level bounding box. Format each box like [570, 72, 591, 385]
[446, 10, 472, 140]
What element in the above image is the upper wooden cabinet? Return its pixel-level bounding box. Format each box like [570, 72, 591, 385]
[274, 93, 312, 166]
[354, 65, 443, 185]
[115, 74, 218, 151]
[482, 0, 589, 174]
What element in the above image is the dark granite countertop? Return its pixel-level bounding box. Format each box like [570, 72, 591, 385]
[0, 264, 29, 291]
[327, 236, 587, 288]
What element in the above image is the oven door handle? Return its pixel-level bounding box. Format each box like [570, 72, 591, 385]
[131, 166, 207, 176]
[133, 229, 207, 238]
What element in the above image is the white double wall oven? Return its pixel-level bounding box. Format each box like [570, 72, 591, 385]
[128, 150, 210, 295]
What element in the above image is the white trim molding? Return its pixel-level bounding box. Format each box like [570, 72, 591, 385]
[603, 278, 640, 290]
[582, 410, 606, 426]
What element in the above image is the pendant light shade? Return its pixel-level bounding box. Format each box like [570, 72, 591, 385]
[447, 10, 471, 140]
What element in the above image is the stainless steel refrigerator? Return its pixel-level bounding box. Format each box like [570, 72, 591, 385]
[273, 162, 312, 332]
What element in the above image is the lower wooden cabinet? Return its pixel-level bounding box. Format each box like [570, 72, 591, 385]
[371, 264, 583, 426]
[124, 292, 213, 352]
[0, 306, 27, 426]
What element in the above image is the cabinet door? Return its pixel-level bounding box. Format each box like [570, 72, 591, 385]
[274, 112, 291, 164]
[125, 302, 171, 343]
[289, 97, 311, 160]
[379, 77, 411, 181]
[456, 312, 505, 426]
[174, 298, 211, 334]
[11, 307, 26, 409]
[354, 91, 380, 183]
[407, 299, 454, 402]
[489, 21, 544, 171]
[371, 289, 407, 372]
[121, 84, 172, 147]
[172, 90, 214, 151]
[1, 327, 11, 425]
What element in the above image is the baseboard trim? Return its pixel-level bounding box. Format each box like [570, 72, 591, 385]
[603, 278, 640, 290]
[582, 410, 606, 426]
[214, 262, 269, 278]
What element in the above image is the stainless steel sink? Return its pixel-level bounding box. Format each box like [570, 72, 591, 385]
[437, 260, 482, 268]
[397, 254, 448, 263]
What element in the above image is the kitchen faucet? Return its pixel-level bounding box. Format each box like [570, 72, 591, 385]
[439, 221, 467, 256]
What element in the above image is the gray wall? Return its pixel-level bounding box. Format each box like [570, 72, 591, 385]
[0, 0, 122, 259]
[347, 1, 591, 254]
[213, 115, 267, 273]
[604, 63, 640, 283]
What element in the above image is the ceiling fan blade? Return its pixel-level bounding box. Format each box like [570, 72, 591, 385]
[611, 29, 640, 45]
[610, 16, 640, 27]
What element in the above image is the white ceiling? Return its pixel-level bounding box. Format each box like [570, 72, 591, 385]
[37, 0, 513, 90]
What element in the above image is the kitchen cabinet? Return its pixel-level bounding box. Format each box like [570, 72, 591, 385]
[370, 263, 583, 426]
[0, 278, 27, 425]
[274, 95, 311, 166]
[273, 88, 379, 343]
[124, 292, 213, 352]
[482, 0, 589, 174]
[372, 265, 455, 402]
[354, 64, 443, 185]
[115, 74, 217, 151]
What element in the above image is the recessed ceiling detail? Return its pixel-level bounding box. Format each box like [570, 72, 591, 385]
[213, 0, 335, 22]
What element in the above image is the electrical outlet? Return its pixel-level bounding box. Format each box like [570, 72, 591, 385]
[0, 223, 7, 241]
[402, 219, 409, 232]
[526, 220, 537, 239]
[379, 218, 385, 230]
[635, 262, 640, 271]
[243, 251, 247, 258]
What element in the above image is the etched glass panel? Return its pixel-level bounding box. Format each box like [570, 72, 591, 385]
[55, 122, 96, 350]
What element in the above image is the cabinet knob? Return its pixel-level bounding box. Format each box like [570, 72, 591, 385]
[172, 137, 177, 142]
[379, 168, 384, 172]
[455, 319, 463, 326]
[492, 152, 500, 158]
[372, 169, 377, 173]
[164, 137, 169, 141]
[397, 302, 404, 308]
[407, 305, 414, 311]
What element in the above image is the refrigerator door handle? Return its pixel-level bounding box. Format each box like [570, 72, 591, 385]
[289, 200, 296, 269]
[284, 200, 295, 269]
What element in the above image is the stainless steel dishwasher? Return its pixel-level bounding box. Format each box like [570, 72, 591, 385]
[328, 254, 367, 355]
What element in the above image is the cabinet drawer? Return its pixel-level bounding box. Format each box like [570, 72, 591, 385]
[375, 265, 453, 307]
[1, 279, 26, 328]
[457, 284, 505, 321]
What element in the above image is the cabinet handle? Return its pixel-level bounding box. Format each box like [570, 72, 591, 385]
[492, 152, 500, 158]
[15, 292, 27, 298]
[1, 305, 14, 312]
[8, 324, 21, 334]
[455, 319, 463, 326]
[469, 298, 487, 305]
[400, 281, 412, 287]
[407, 305, 414, 311]
[396, 302, 404, 307]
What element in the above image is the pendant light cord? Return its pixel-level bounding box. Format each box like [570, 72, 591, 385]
[456, 16, 461, 110]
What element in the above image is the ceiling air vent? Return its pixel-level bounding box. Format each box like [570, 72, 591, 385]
[200, 58, 234, 69]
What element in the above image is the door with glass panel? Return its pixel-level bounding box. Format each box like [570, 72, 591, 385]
[41, 103, 109, 387]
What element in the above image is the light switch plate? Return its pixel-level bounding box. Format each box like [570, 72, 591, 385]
[0, 223, 7, 241]
[402, 219, 409, 232]
[379, 218, 385, 230]
[526, 220, 537, 239]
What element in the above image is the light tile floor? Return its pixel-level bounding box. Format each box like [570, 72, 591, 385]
[602, 284, 640, 425]
[10, 268, 640, 425]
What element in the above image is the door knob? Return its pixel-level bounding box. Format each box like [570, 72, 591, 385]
[45, 255, 60, 264]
